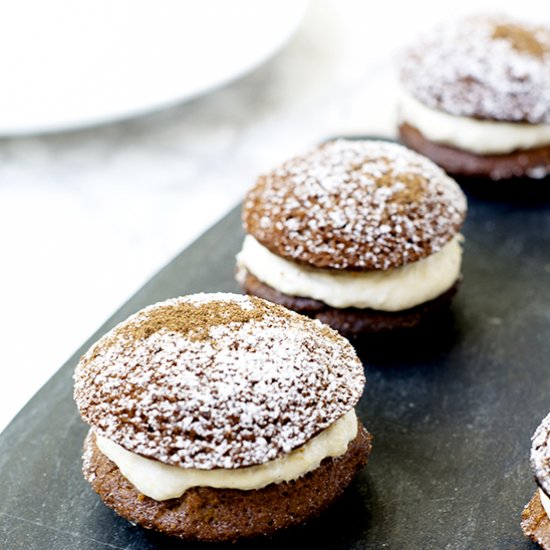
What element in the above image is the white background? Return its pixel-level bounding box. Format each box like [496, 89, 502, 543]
[1, 0, 548, 433]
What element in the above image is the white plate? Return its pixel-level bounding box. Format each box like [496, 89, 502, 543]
[0, 0, 307, 135]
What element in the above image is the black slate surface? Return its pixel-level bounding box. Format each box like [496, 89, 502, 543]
[1, 176, 550, 549]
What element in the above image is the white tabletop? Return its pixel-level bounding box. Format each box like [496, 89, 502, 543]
[0, 0, 544, 434]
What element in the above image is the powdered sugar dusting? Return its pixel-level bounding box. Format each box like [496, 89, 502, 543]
[74, 293, 365, 470]
[184, 293, 252, 309]
[401, 15, 550, 123]
[243, 140, 466, 271]
[531, 412, 550, 496]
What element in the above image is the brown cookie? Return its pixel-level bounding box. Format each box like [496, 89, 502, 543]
[83, 425, 372, 542]
[240, 269, 459, 337]
[74, 293, 365, 469]
[399, 16, 550, 182]
[74, 293, 370, 541]
[401, 15, 550, 123]
[399, 123, 550, 181]
[522, 490, 550, 549]
[242, 140, 466, 271]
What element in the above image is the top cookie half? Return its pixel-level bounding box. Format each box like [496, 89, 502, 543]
[401, 15, 550, 124]
[74, 293, 365, 470]
[243, 140, 466, 271]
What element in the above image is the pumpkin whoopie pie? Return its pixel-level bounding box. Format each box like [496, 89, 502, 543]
[74, 293, 371, 541]
[399, 15, 550, 182]
[237, 139, 467, 338]
[522, 412, 550, 548]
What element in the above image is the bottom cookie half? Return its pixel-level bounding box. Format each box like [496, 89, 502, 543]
[241, 270, 459, 338]
[82, 423, 372, 542]
[399, 123, 550, 181]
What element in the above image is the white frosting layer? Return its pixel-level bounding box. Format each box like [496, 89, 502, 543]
[237, 235, 462, 311]
[96, 409, 358, 501]
[540, 488, 550, 518]
[399, 90, 550, 155]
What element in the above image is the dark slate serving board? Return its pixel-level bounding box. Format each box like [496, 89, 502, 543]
[2, 151, 550, 550]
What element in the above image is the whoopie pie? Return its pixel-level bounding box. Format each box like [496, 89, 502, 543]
[237, 139, 467, 338]
[74, 293, 371, 541]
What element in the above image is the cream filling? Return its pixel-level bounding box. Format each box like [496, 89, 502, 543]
[399, 90, 550, 155]
[237, 234, 462, 312]
[540, 488, 550, 518]
[95, 409, 358, 501]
